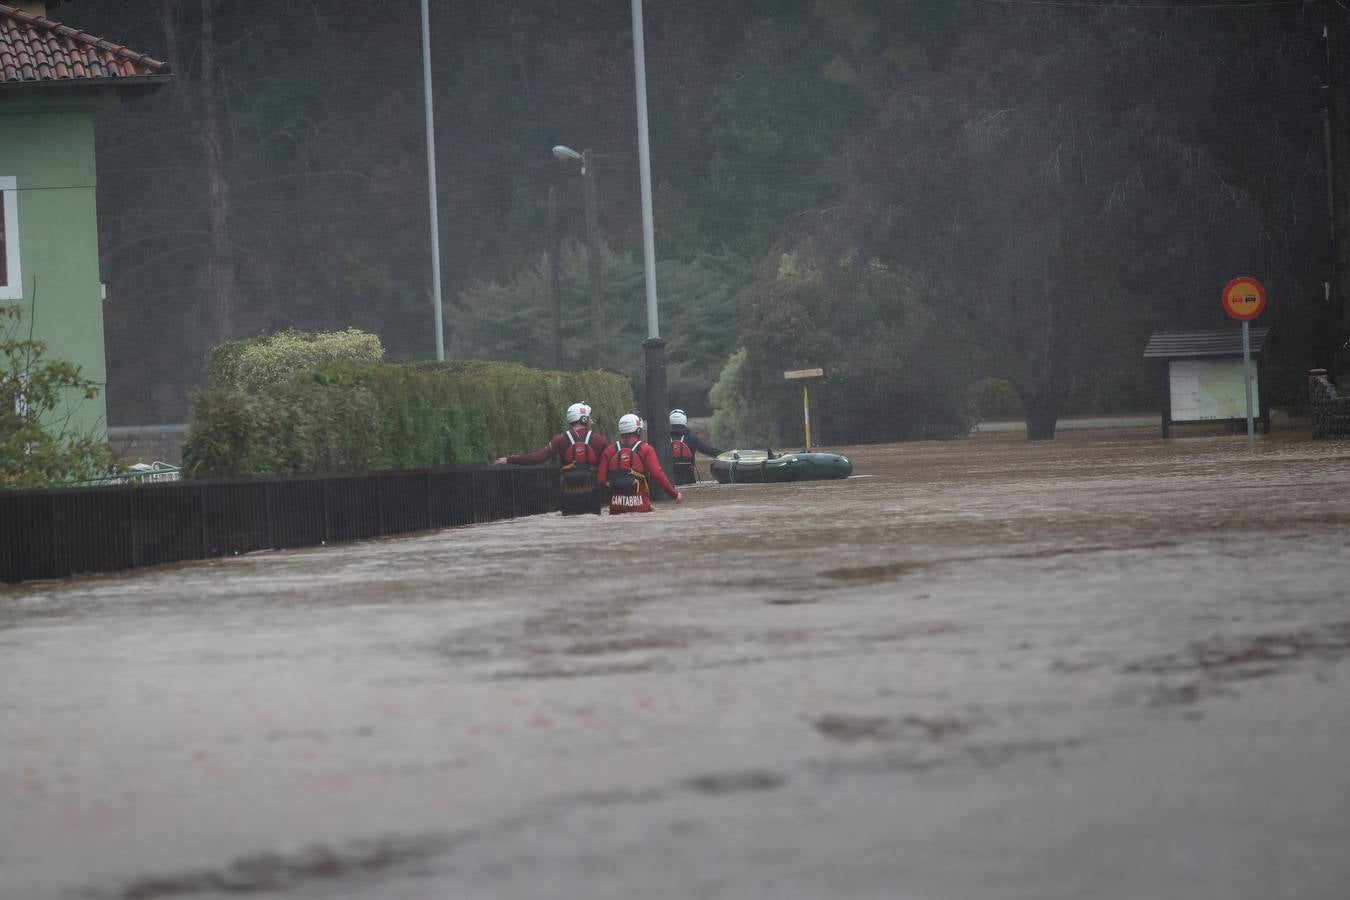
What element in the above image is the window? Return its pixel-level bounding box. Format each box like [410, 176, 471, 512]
[1, 176, 21, 300]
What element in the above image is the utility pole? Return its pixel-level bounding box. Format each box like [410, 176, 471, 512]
[548, 185, 562, 370]
[1323, 0, 1348, 381]
[420, 0, 445, 361]
[630, 0, 674, 487]
[581, 149, 605, 368]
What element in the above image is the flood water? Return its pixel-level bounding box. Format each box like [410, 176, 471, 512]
[3, 428, 1349, 900]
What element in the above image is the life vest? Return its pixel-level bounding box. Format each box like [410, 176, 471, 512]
[562, 429, 597, 467]
[671, 436, 695, 463]
[607, 439, 649, 495]
[671, 435, 697, 485]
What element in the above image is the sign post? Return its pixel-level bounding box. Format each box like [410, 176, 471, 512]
[1221, 276, 1267, 445]
[783, 367, 824, 450]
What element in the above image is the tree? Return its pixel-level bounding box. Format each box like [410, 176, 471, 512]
[805, 5, 1323, 438]
[1, 307, 112, 488]
[457, 241, 750, 415]
[54, 0, 1330, 432]
[722, 246, 973, 446]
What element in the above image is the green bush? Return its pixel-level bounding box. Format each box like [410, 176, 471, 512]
[1062, 367, 1157, 415]
[2, 306, 112, 488]
[182, 359, 634, 479]
[207, 328, 384, 393]
[967, 369, 1158, 425]
[182, 384, 383, 478]
[709, 348, 781, 448]
[966, 377, 1024, 421]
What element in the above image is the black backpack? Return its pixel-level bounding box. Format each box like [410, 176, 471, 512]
[607, 440, 648, 494]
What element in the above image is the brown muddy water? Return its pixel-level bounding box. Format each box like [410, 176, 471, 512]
[3, 429, 1349, 900]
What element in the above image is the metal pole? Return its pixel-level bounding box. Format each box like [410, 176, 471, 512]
[420, 0, 445, 361]
[581, 149, 604, 368]
[1243, 319, 1255, 445]
[1322, 3, 1341, 379]
[1323, 0, 1349, 379]
[548, 185, 562, 369]
[631, 0, 673, 485]
[631, 4, 659, 343]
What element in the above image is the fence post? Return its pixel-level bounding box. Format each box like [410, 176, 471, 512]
[322, 478, 332, 545]
[197, 484, 209, 560]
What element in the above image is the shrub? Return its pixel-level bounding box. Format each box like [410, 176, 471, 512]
[709, 348, 782, 448]
[1, 306, 112, 488]
[207, 328, 384, 393]
[182, 359, 634, 478]
[1063, 367, 1157, 415]
[966, 377, 1023, 421]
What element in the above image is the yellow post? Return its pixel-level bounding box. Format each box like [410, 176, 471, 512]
[803, 384, 812, 450]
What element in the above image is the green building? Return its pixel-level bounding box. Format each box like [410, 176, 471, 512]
[1, 1, 170, 438]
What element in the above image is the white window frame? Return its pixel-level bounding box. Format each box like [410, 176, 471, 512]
[1, 176, 21, 301]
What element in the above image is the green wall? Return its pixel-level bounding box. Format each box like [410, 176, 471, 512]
[1, 95, 115, 439]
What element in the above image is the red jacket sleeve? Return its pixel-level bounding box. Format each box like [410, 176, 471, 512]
[639, 442, 678, 497]
[507, 433, 568, 465]
[596, 443, 616, 486]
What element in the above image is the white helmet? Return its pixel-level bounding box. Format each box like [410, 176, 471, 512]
[618, 413, 643, 435]
[565, 402, 592, 425]
[669, 409, 688, 427]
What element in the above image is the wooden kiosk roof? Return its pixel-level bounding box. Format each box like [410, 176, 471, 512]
[1143, 328, 1271, 359]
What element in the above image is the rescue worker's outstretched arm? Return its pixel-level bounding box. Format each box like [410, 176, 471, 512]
[687, 432, 722, 458]
[495, 434, 566, 466]
[497, 402, 599, 465]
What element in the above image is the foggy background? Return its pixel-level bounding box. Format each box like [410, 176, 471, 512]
[60, 0, 1342, 436]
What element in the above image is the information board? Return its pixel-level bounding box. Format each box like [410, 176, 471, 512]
[1168, 358, 1260, 422]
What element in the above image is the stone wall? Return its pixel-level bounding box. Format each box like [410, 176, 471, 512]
[1309, 370, 1350, 438]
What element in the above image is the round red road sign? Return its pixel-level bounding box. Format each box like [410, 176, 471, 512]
[1222, 276, 1266, 321]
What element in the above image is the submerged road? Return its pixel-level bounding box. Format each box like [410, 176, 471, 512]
[3, 429, 1349, 900]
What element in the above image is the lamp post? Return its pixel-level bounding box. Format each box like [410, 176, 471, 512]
[547, 185, 562, 369]
[419, 0, 445, 361]
[629, 0, 674, 485]
[552, 145, 604, 368]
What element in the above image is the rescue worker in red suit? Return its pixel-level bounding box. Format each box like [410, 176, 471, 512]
[494, 402, 610, 515]
[596, 414, 683, 513]
[668, 408, 722, 486]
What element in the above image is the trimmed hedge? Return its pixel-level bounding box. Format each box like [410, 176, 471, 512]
[207, 328, 385, 393]
[182, 359, 633, 479]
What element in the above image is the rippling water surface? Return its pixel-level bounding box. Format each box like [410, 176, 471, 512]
[3, 429, 1349, 900]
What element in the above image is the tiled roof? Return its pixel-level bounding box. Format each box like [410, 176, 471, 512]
[0, 4, 170, 87]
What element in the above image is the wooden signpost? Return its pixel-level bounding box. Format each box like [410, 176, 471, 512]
[783, 367, 824, 450]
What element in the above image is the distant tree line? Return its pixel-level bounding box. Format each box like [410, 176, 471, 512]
[59, 0, 1344, 439]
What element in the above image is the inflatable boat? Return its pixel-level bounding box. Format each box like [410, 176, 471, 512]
[710, 449, 852, 484]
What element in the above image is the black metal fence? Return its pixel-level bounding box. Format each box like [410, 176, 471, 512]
[1, 466, 559, 584]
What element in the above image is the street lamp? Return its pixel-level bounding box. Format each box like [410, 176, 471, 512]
[629, 0, 674, 484]
[419, 0, 444, 361]
[552, 145, 605, 368]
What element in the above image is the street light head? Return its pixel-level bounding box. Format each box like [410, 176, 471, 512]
[552, 145, 583, 162]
